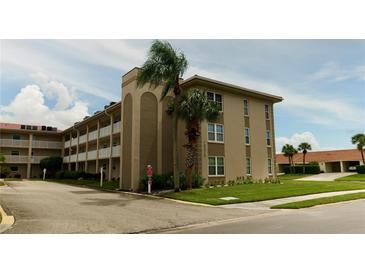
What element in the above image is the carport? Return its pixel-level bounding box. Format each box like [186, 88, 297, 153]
[325, 162, 341, 173]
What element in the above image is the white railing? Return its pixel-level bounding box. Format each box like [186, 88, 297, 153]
[89, 130, 98, 141]
[71, 137, 77, 145]
[88, 150, 97, 160]
[0, 139, 29, 147]
[98, 147, 110, 159]
[70, 154, 77, 162]
[64, 140, 71, 148]
[32, 140, 63, 149]
[63, 156, 69, 163]
[112, 121, 121, 134]
[112, 145, 120, 157]
[99, 125, 111, 138]
[79, 134, 87, 144]
[30, 156, 49, 163]
[3, 155, 29, 163]
[78, 152, 86, 161]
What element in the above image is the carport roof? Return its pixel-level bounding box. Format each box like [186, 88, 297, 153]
[276, 149, 363, 164]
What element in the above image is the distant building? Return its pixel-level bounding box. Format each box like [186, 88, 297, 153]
[276, 149, 364, 173]
[1, 67, 284, 190]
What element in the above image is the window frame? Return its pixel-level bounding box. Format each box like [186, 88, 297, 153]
[268, 158, 272, 175]
[266, 130, 271, 146]
[246, 157, 251, 176]
[243, 99, 249, 116]
[11, 151, 20, 156]
[244, 127, 250, 145]
[208, 123, 224, 143]
[208, 156, 225, 177]
[12, 134, 21, 140]
[207, 91, 223, 112]
[265, 104, 270, 120]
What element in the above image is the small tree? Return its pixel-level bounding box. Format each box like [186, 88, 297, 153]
[352, 133, 365, 165]
[298, 142, 312, 173]
[0, 153, 5, 178]
[281, 144, 297, 174]
[39, 156, 63, 178]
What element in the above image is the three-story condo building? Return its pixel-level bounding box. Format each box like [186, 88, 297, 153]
[0, 67, 283, 191]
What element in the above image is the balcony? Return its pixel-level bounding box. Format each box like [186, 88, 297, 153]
[64, 139, 71, 148]
[88, 150, 97, 160]
[79, 134, 87, 144]
[98, 147, 110, 159]
[3, 155, 29, 163]
[32, 140, 63, 149]
[78, 152, 86, 161]
[99, 125, 112, 138]
[0, 139, 29, 147]
[30, 156, 50, 163]
[89, 130, 98, 141]
[112, 145, 120, 157]
[112, 121, 121, 134]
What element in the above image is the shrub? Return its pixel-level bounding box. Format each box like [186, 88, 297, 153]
[56, 170, 102, 180]
[0, 166, 11, 178]
[179, 172, 205, 190]
[140, 172, 174, 191]
[283, 165, 320, 174]
[356, 165, 365, 174]
[39, 156, 63, 177]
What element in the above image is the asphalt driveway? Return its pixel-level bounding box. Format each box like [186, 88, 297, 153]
[0, 180, 268, 233]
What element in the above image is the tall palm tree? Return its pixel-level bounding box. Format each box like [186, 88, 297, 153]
[281, 144, 297, 173]
[137, 40, 188, 191]
[298, 142, 312, 173]
[352, 133, 365, 165]
[175, 89, 220, 189]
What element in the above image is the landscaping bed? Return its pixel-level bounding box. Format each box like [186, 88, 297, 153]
[164, 180, 365, 205]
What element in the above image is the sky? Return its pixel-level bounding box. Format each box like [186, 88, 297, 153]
[0, 39, 364, 152]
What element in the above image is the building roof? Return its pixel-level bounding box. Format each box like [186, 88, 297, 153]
[276, 149, 363, 164]
[181, 74, 284, 102]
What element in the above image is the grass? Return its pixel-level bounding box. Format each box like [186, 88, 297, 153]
[4, 178, 22, 181]
[164, 180, 365, 205]
[277, 174, 312, 180]
[271, 192, 365, 209]
[46, 179, 119, 190]
[335, 174, 365, 182]
[0, 181, 4, 186]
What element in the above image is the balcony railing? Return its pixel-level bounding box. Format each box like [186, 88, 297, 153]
[32, 140, 63, 149]
[3, 155, 51, 163]
[113, 121, 121, 134]
[98, 147, 110, 159]
[112, 145, 120, 157]
[88, 150, 97, 160]
[0, 139, 29, 147]
[64, 140, 71, 148]
[89, 130, 98, 141]
[79, 134, 87, 144]
[78, 152, 86, 161]
[99, 125, 111, 138]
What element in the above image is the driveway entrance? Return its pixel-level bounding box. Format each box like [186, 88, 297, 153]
[295, 172, 356, 181]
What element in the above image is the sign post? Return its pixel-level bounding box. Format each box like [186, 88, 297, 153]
[147, 165, 153, 194]
[43, 168, 46, 181]
[100, 167, 104, 188]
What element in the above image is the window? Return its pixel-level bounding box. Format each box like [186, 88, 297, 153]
[10, 166, 18, 172]
[268, 158, 272, 175]
[266, 130, 271, 146]
[208, 156, 225, 176]
[246, 158, 251, 175]
[208, 123, 224, 143]
[207, 91, 223, 111]
[244, 127, 250, 145]
[11, 151, 19, 155]
[265, 104, 270, 120]
[243, 99, 249, 116]
[13, 135, 20, 140]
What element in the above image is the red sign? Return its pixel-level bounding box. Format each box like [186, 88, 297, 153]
[147, 165, 153, 177]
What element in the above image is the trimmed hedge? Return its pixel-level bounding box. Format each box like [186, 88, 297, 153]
[55, 170, 101, 180]
[139, 172, 205, 191]
[283, 165, 320, 174]
[356, 165, 365, 174]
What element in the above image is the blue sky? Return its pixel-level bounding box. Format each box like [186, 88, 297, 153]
[1, 39, 364, 152]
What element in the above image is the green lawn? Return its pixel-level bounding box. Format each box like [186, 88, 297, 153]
[46, 179, 119, 190]
[335, 174, 365, 182]
[164, 180, 365, 205]
[277, 174, 312, 180]
[271, 192, 365, 209]
[0, 181, 5, 186]
[4, 178, 23, 181]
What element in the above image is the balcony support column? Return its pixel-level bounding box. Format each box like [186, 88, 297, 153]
[75, 129, 80, 171]
[68, 132, 72, 171]
[26, 133, 33, 179]
[108, 114, 114, 180]
[96, 120, 100, 173]
[85, 125, 89, 173]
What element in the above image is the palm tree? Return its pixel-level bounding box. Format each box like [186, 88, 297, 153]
[137, 40, 188, 191]
[298, 142, 312, 173]
[281, 144, 297, 173]
[175, 89, 220, 189]
[352, 133, 365, 165]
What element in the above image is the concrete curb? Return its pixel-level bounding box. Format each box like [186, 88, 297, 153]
[0, 205, 15, 233]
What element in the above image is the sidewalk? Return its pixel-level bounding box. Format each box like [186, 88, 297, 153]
[220, 189, 365, 210]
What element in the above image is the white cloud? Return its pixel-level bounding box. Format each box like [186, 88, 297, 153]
[275, 131, 337, 153]
[0, 83, 89, 130]
[310, 62, 365, 82]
